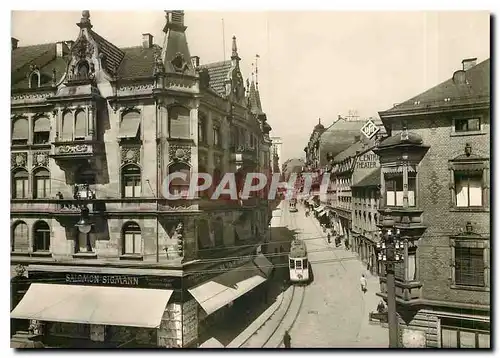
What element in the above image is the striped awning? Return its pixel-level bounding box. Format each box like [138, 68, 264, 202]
[118, 115, 141, 138]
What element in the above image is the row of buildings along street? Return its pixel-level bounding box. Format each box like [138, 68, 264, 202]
[10, 10, 490, 349]
[297, 57, 490, 348]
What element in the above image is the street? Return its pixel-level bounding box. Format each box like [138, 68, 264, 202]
[236, 199, 388, 348]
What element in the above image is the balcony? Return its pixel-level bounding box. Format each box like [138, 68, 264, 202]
[50, 139, 100, 161]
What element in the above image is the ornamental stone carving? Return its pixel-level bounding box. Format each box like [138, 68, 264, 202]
[57, 144, 90, 155]
[33, 151, 49, 168]
[72, 36, 94, 60]
[11, 152, 27, 169]
[121, 146, 140, 165]
[169, 145, 191, 163]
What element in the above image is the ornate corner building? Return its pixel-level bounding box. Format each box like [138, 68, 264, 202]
[10, 11, 274, 348]
[376, 58, 490, 348]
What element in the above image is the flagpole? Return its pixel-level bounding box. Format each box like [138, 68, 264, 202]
[222, 18, 226, 61]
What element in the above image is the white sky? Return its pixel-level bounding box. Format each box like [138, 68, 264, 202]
[10, 10, 490, 161]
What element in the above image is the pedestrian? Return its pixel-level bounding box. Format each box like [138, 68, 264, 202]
[327, 232, 331, 244]
[283, 330, 291, 348]
[360, 274, 367, 294]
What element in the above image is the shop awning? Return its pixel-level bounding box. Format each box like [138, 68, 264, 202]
[318, 210, 329, 218]
[10, 283, 173, 329]
[188, 262, 267, 316]
[199, 337, 225, 348]
[34, 117, 51, 132]
[314, 205, 325, 212]
[253, 254, 274, 276]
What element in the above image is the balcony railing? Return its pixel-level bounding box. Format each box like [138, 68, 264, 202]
[51, 140, 97, 159]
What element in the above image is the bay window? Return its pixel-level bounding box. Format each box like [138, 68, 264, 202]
[385, 173, 416, 207]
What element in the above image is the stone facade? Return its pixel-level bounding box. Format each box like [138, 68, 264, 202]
[11, 10, 273, 348]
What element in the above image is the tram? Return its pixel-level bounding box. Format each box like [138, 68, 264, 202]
[288, 239, 309, 284]
[289, 198, 298, 212]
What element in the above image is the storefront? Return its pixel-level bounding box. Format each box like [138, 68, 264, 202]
[10, 268, 185, 348]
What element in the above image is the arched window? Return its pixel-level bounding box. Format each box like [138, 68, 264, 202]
[61, 112, 73, 141]
[122, 222, 141, 255]
[122, 165, 141, 198]
[198, 114, 206, 144]
[77, 62, 89, 79]
[33, 168, 50, 199]
[168, 162, 190, 197]
[12, 221, 29, 252]
[168, 106, 190, 139]
[74, 110, 86, 139]
[33, 221, 50, 252]
[12, 117, 29, 145]
[29, 72, 40, 89]
[213, 217, 224, 247]
[12, 169, 29, 199]
[33, 116, 50, 144]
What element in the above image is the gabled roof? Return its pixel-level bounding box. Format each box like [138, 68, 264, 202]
[200, 60, 231, 97]
[11, 43, 55, 72]
[88, 30, 125, 76]
[352, 169, 380, 188]
[333, 137, 375, 163]
[380, 58, 490, 116]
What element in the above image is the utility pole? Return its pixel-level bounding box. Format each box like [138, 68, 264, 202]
[376, 208, 403, 348]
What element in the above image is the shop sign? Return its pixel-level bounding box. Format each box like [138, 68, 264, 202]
[66, 274, 140, 286]
[356, 153, 379, 169]
[187, 256, 251, 287]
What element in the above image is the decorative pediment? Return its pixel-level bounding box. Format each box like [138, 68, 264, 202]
[120, 146, 140, 165]
[11, 152, 27, 169]
[170, 52, 189, 73]
[169, 145, 191, 163]
[72, 35, 95, 61]
[32, 152, 49, 168]
[450, 221, 483, 240]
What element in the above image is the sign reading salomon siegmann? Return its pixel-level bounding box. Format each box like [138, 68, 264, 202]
[66, 273, 140, 286]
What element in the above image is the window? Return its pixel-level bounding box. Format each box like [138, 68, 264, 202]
[455, 173, 482, 207]
[289, 259, 295, 269]
[77, 62, 89, 79]
[455, 247, 485, 287]
[455, 118, 481, 132]
[303, 258, 308, 269]
[213, 125, 221, 147]
[198, 115, 206, 144]
[33, 117, 50, 144]
[33, 168, 50, 199]
[407, 248, 417, 281]
[168, 162, 190, 197]
[12, 117, 29, 145]
[441, 319, 490, 348]
[12, 169, 29, 199]
[122, 222, 142, 255]
[33, 221, 50, 252]
[197, 219, 212, 249]
[61, 112, 73, 141]
[385, 174, 416, 207]
[12, 221, 29, 252]
[168, 106, 190, 139]
[122, 165, 141, 198]
[74, 110, 86, 139]
[296, 259, 302, 269]
[29, 72, 40, 88]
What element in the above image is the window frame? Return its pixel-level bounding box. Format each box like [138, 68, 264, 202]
[168, 105, 191, 140]
[121, 164, 142, 198]
[198, 114, 207, 144]
[440, 318, 490, 348]
[33, 221, 51, 252]
[12, 169, 29, 199]
[384, 172, 417, 208]
[450, 237, 489, 291]
[11, 221, 29, 253]
[448, 159, 489, 211]
[122, 222, 142, 256]
[33, 168, 50, 199]
[213, 124, 221, 148]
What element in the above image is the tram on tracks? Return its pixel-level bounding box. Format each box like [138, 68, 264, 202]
[288, 239, 309, 284]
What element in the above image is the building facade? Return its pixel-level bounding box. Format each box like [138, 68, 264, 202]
[270, 136, 282, 174]
[375, 58, 490, 348]
[10, 10, 274, 348]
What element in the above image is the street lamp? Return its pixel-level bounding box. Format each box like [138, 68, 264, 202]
[376, 208, 404, 348]
[75, 205, 93, 252]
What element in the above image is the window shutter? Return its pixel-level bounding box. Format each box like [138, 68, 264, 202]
[169, 106, 190, 139]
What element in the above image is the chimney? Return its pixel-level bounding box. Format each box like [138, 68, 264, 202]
[11, 37, 18, 50]
[142, 33, 153, 49]
[462, 58, 477, 71]
[354, 135, 361, 143]
[190, 56, 200, 68]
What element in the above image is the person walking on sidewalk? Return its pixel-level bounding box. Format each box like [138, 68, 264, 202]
[283, 330, 291, 348]
[360, 274, 367, 294]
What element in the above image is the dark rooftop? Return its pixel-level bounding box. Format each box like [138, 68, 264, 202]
[352, 169, 380, 188]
